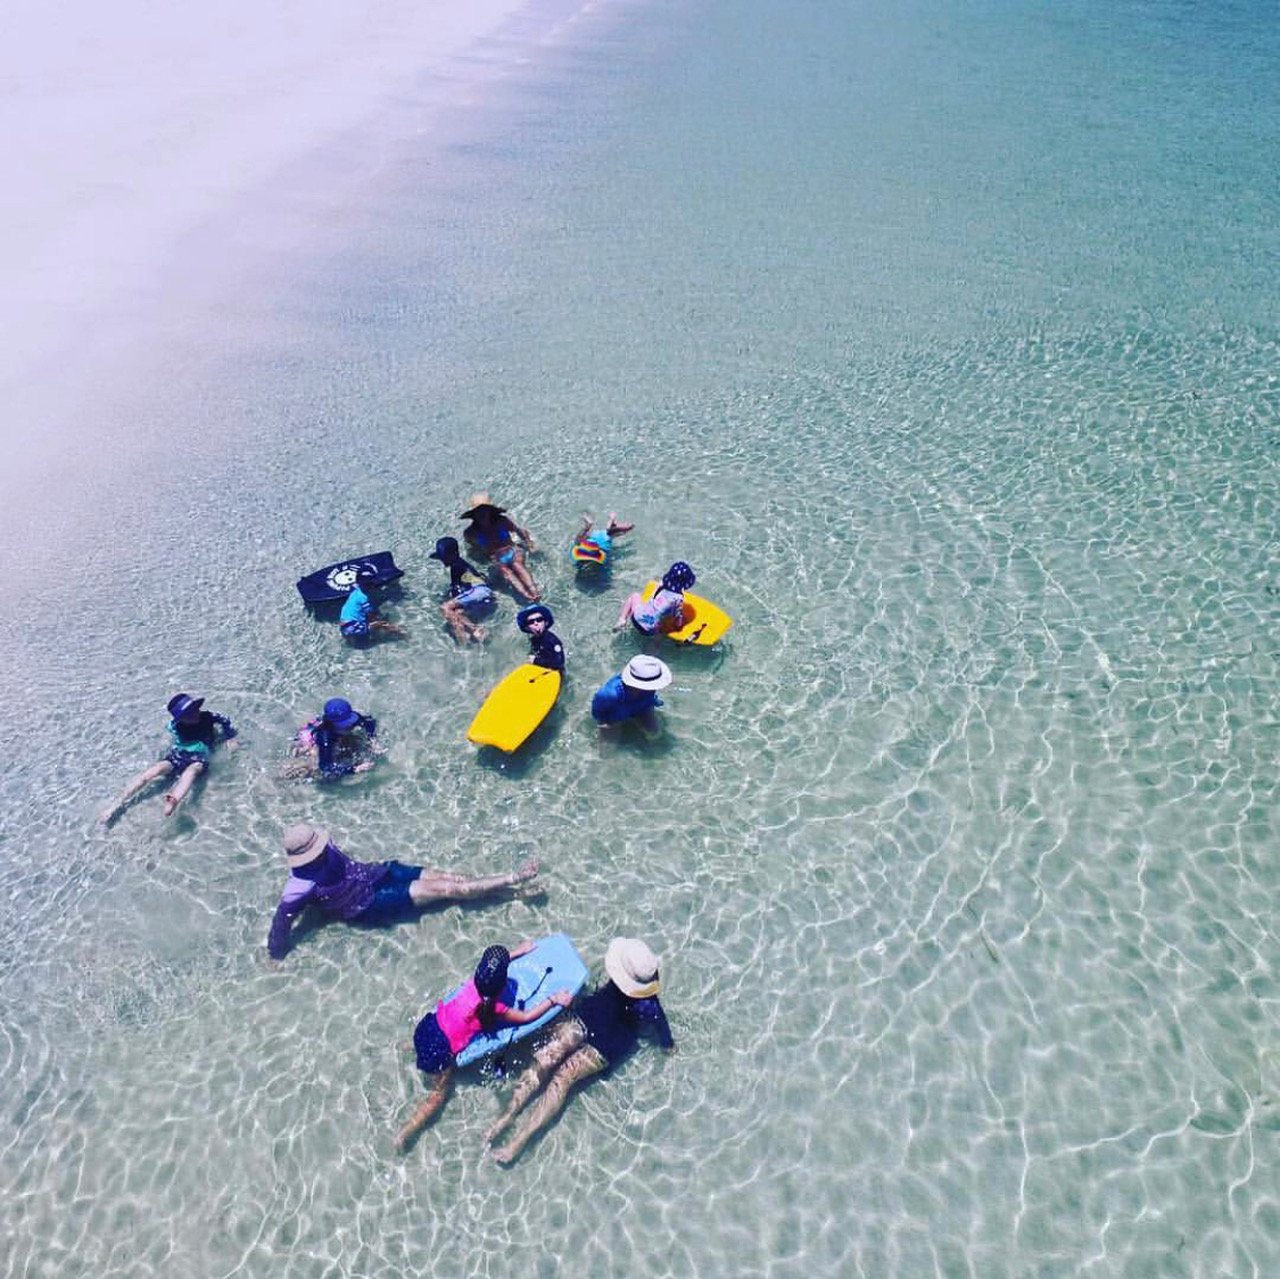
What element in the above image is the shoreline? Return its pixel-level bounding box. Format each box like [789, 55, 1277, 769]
[0, 0, 594, 488]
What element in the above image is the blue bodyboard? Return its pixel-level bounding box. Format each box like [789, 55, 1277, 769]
[453, 934, 588, 1069]
[296, 552, 404, 605]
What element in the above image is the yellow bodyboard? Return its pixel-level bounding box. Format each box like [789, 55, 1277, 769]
[467, 664, 562, 752]
[642, 582, 734, 646]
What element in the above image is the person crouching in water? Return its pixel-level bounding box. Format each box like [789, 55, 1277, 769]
[428, 536, 495, 644]
[615, 560, 695, 634]
[590, 655, 672, 735]
[100, 693, 238, 823]
[266, 824, 540, 960]
[516, 604, 565, 671]
[486, 937, 674, 1164]
[395, 943, 573, 1152]
[288, 697, 382, 781]
[339, 568, 407, 643]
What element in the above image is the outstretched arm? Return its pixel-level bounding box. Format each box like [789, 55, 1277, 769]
[505, 516, 536, 553]
[267, 881, 316, 960]
[638, 997, 675, 1050]
[499, 990, 573, 1026]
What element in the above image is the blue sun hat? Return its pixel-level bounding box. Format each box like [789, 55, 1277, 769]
[429, 536, 461, 562]
[474, 945, 511, 999]
[516, 604, 555, 632]
[322, 698, 362, 732]
[167, 693, 204, 722]
[662, 561, 696, 593]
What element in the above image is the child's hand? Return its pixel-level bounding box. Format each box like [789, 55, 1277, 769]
[354, 761, 376, 774]
[551, 990, 573, 1008]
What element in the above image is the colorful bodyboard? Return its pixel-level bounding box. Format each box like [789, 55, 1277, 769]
[453, 934, 589, 1068]
[467, 663, 562, 752]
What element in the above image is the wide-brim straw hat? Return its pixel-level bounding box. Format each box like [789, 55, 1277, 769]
[461, 492, 506, 520]
[605, 937, 662, 999]
[282, 822, 329, 868]
[621, 655, 672, 691]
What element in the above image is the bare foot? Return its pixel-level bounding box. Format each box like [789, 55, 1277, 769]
[163, 794, 180, 817]
[98, 805, 120, 826]
[485, 1118, 507, 1143]
[491, 1145, 516, 1165]
[472, 626, 489, 643]
[514, 858, 540, 883]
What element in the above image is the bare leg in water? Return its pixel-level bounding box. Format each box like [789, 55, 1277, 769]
[100, 760, 175, 824]
[408, 858, 539, 907]
[490, 1041, 607, 1165]
[163, 761, 206, 817]
[486, 1016, 587, 1141]
[394, 1068, 454, 1151]
[498, 549, 541, 602]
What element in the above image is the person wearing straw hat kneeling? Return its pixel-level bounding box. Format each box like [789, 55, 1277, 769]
[266, 823, 540, 960]
[460, 493, 541, 602]
[590, 655, 672, 734]
[486, 938, 674, 1165]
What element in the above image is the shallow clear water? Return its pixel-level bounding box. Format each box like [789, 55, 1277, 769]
[3, 0, 1278, 1275]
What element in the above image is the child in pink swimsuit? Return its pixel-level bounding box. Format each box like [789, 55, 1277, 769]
[395, 942, 572, 1151]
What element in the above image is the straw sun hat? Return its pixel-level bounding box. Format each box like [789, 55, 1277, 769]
[282, 822, 329, 868]
[605, 937, 662, 999]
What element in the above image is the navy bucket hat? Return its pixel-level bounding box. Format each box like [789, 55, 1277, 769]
[167, 693, 204, 722]
[429, 537, 461, 562]
[516, 604, 554, 632]
[322, 698, 362, 732]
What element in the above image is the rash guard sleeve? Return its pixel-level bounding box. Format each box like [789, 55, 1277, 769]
[267, 878, 316, 959]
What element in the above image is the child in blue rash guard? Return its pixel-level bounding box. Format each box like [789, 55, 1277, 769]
[486, 938, 674, 1165]
[290, 698, 382, 781]
[428, 536, 495, 644]
[339, 569, 407, 643]
[100, 693, 238, 823]
[590, 656, 672, 732]
[516, 605, 565, 672]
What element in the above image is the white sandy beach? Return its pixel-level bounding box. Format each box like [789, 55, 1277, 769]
[0, 0, 576, 470]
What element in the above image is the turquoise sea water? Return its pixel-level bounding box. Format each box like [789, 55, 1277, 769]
[3, 0, 1278, 1275]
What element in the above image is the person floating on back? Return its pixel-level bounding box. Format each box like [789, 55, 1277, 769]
[486, 937, 674, 1164]
[266, 824, 540, 960]
[395, 943, 573, 1152]
[289, 698, 382, 781]
[590, 655, 672, 734]
[461, 493, 541, 602]
[428, 536, 496, 644]
[339, 568, 407, 643]
[100, 693, 238, 823]
[571, 512, 634, 569]
[615, 561, 695, 634]
[516, 604, 565, 672]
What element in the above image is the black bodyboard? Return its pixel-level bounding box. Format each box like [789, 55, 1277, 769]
[296, 552, 404, 605]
